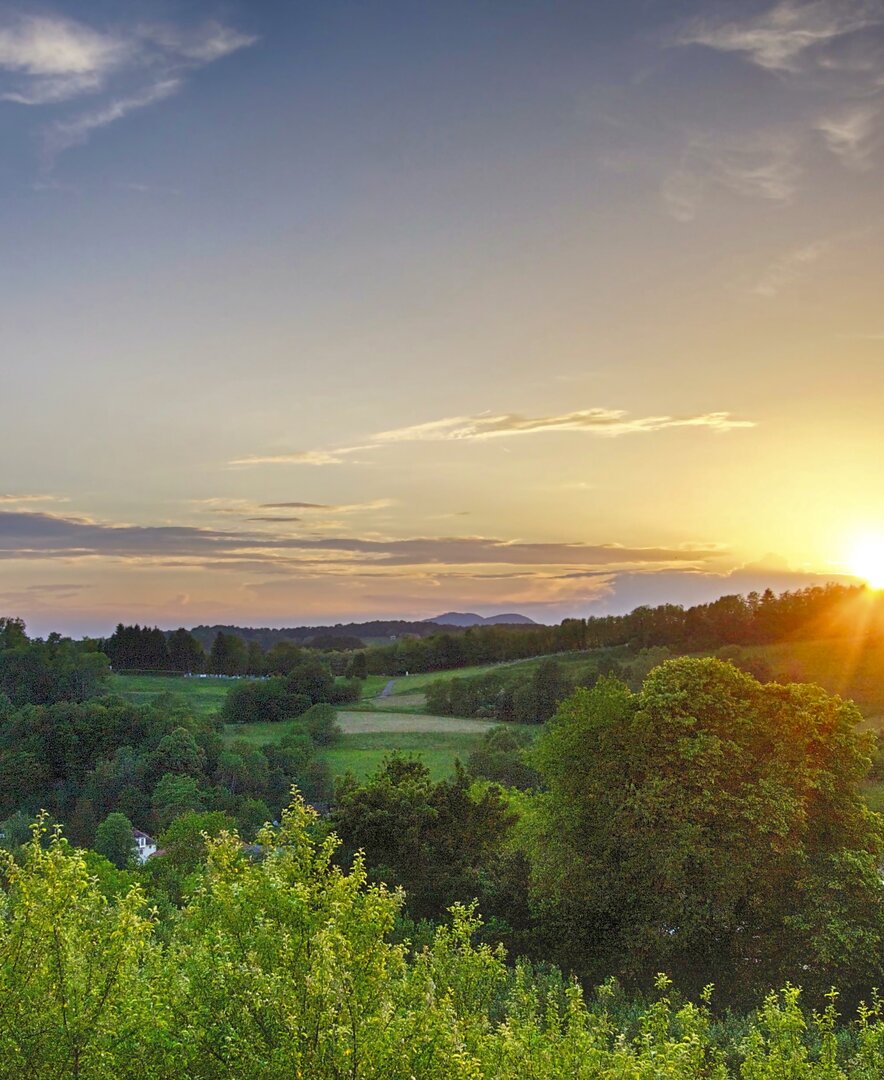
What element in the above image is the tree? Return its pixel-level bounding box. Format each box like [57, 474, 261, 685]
[346, 651, 368, 680]
[209, 631, 248, 675]
[0, 616, 27, 650]
[94, 811, 138, 869]
[0, 809, 33, 850]
[332, 757, 516, 920]
[265, 639, 303, 674]
[148, 727, 205, 779]
[467, 725, 539, 790]
[151, 773, 204, 831]
[300, 702, 341, 746]
[528, 658, 884, 1004]
[167, 628, 205, 673]
[284, 657, 334, 704]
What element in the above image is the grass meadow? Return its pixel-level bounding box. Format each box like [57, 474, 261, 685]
[108, 637, 884, 793]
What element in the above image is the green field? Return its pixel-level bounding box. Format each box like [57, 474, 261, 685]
[107, 639, 884, 791]
[743, 636, 884, 726]
[109, 672, 512, 781]
[108, 673, 230, 715]
[224, 710, 505, 782]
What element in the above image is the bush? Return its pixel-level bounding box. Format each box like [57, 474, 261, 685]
[300, 703, 342, 746]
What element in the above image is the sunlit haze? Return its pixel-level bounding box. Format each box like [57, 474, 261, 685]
[1, 1, 882, 636]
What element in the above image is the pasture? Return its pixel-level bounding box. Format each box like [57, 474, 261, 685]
[225, 710, 507, 782]
[109, 672, 514, 780]
[742, 636, 884, 726]
[108, 673, 230, 716]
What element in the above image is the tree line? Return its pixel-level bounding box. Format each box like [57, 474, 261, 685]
[101, 623, 369, 678]
[99, 583, 880, 682]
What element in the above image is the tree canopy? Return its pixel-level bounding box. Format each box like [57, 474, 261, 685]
[528, 657, 884, 1004]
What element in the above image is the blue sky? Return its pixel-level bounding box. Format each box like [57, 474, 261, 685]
[0, 1, 882, 635]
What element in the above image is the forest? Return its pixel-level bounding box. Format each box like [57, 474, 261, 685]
[3, 589, 884, 1076]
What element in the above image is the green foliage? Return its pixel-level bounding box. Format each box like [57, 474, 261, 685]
[466, 725, 540, 789]
[332, 757, 518, 921]
[527, 659, 884, 1005]
[209, 630, 248, 675]
[346, 650, 368, 679]
[300, 702, 342, 746]
[0, 635, 109, 707]
[7, 804, 884, 1076]
[0, 818, 156, 1077]
[93, 811, 138, 869]
[151, 773, 204, 830]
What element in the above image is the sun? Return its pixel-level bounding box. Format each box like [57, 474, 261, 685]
[848, 533, 884, 590]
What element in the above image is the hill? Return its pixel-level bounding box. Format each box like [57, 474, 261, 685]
[429, 611, 538, 627]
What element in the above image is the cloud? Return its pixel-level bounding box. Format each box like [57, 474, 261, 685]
[258, 501, 329, 510]
[0, 11, 256, 166]
[0, 508, 723, 573]
[229, 449, 361, 467]
[246, 516, 302, 523]
[753, 240, 828, 296]
[136, 21, 256, 64]
[259, 499, 395, 513]
[675, 1, 880, 73]
[662, 133, 800, 221]
[233, 408, 754, 466]
[42, 77, 183, 161]
[816, 105, 879, 167]
[0, 14, 128, 101]
[0, 493, 66, 504]
[372, 409, 754, 442]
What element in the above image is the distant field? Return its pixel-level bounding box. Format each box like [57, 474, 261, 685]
[108, 673, 229, 716]
[742, 637, 884, 727]
[226, 711, 495, 743]
[321, 734, 481, 782]
[225, 711, 516, 783]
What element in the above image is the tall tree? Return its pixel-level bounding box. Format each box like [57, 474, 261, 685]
[167, 628, 206, 673]
[94, 811, 138, 869]
[528, 658, 884, 1005]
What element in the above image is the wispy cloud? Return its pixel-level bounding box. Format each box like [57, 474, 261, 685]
[231, 407, 754, 467]
[0, 14, 129, 102]
[258, 499, 395, 513]
[0, 493, 67, 504]
[662, 132, 800, 221]
[676, 1, 880, 73]
[43, 77, 183, 162]
[373, 409, 754, 442]
[667, 2, 884, 219]
[229, 448, 365, 467]
[753, 239, 829, 296]
[0, 11, 256, 167]
[816, 104, 879, 167]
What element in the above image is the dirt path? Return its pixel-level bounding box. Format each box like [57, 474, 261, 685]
[336, 711, 495, 734]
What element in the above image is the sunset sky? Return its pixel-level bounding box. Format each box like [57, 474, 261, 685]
[1, 0, 882, 636]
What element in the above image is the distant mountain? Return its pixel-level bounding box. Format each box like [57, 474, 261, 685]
[429, 612, 538, 627]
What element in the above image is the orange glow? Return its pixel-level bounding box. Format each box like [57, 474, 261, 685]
[848, 534, 884, 590]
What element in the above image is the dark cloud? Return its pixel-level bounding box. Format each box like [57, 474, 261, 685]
[259, 502, 329, 509]
[0, 509, 721, 570]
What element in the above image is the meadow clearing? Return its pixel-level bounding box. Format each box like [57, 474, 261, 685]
[108, 636, 884, 789]
[108, 670, 521, 781]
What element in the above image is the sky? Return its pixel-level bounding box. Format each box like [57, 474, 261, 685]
[0, 0, 882, 637]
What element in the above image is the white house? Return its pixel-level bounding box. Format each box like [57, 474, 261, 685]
[133, 829, 158, 864]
